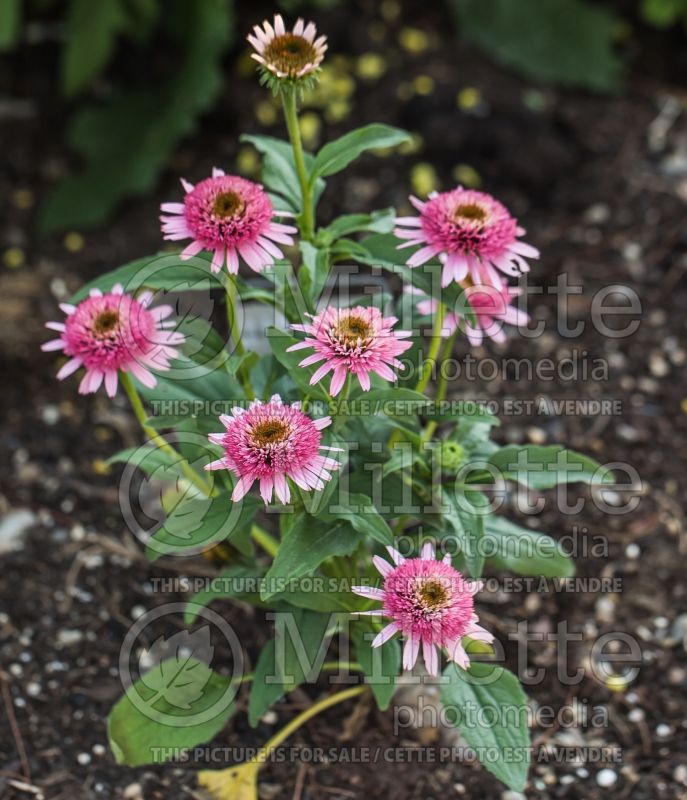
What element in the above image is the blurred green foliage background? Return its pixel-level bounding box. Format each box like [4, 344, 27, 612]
[0, 0, 683, 234]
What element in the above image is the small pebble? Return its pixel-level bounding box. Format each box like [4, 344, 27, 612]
[56, 629, 83, 647]
[668, 666, 686, 685]
[526, 426, 547, 444]
[649, 353, 669, 377]
[123, 783, 144, 800]
[674, 765, 687, 786]
[77, 752, 91, 766]
[595, 596, 616, 624]
[40, 405, 60, 425]
[70, 524, 86, 541]
[92, 744, 106, 756]
[625, 543, 640, 559]
[584, 203, 610, 224]
[596, 769, 618, 787]
[628, 708, 645, 722]
[26, 682, 41, 697]
[0, 509, 36, 554]
[131, 605, 147, 620]
[656, 723, 671, 738]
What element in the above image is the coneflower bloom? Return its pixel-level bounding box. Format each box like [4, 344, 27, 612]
[352, 543, 494, 676]
[286, 306, 413, 396]
[205, 394, 340, 505]
[160, 169, 297, 275]
[41, 284, 184, 397]
[247, 15, 327, 81]
[395, 188, 539, 288]
[409, 279, 529, 346]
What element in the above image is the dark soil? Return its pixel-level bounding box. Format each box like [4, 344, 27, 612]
[1, 1, 687, 799]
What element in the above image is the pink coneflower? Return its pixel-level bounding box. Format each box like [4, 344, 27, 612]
[160, 169, 297, 275]
[247, 15, 327, 81]
[286, 306, 413, 396]
[352, 543, 494, 676]
[409, 279, 529, 346]
[204, 394, 340, 505]
[395, 188, 539, 288]
[41, 284, 184, 397]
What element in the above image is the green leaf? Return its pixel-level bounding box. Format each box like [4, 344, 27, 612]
[423, 402, 500, 427]
[185, 565, 265, 623]
[325, 493, 394, 547]
[107, 446, 181, 478]
[39, 0, 234, 232]
[311, 124, 412, 179]
[262, 516, 363, 600]
[146, 493, 261, 561]
[70, 252, 223, 302]
[360, 388, 431, 417]
[0, 0, 21, 51]
[299, 240, 330, 306]
[108, 656, 236, 767]
[248, 639, 285, 727]
[441, 662, 530, 791]
[62, 0, 129, 96]
[266, 326, 329, 399]
[487, 445, 611, 489]
[484, 516, 575, 578]
[241, 134, 325, 212]
[449, 0, 623, 93]
[276, 607, 333, 691]
[442, 488, 487, 578]
[322, 208, 396, 241]
[352, 625, 399, 710]
[269, 586, 358, 612]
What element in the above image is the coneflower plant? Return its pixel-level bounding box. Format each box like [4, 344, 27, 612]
[43, 14, 613, 798]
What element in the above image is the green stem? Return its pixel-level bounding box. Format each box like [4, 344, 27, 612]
[386, 301, 447, 453]
[225, 277, 245, 356]
[231, 660, 362, 688]
[225, 278, 254, 398]
[250, 524, 280, 558]
[282, 88, 314, 241]
[422, 328, 458, 444]
[119, 371, 214, 497]
[333, 374, 352, 431]
[263, 686, 366, 753]
[415, 301, 446, 395]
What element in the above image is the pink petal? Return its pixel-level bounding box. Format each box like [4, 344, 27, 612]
[372, 623, 399, 648]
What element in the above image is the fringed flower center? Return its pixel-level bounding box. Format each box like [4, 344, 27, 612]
[92, 310, 120, 337]
[213, 190, 246, 219]
[263, 34, 318, 75]
[335, 315, 372, 346]
[251, 419, 290, 446]
[452, 203, 487, 224]
[417, 579, 450, 609]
